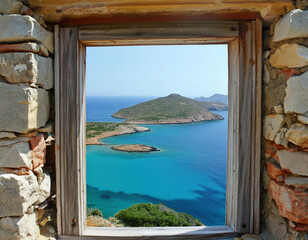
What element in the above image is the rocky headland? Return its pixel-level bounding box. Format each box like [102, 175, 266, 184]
[112, 94, 224, 124]
[86, 122, 150, 145]
[111, 144, 160, 152]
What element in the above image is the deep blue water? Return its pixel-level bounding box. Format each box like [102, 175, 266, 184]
[86, 96, 227, 226]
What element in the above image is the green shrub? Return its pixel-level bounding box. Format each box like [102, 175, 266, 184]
[115, 203, 202, 227]
[87, 207, 103, 217]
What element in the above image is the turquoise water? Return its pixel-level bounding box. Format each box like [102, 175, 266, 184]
[86, 97, 227, 226]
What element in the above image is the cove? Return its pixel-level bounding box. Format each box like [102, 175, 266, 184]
[86, 97, 227, 226]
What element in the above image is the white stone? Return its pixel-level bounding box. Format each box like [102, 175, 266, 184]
[0, 141, 32, 169]
[0, 171, 39, 218]
[273, 105, 284, 114]
[269, 43, 308, 68]
[274, 127, 288, 148]
[277, 150, 308, 176]
[284, 71, 308, 115]
[273, 9, 308, 42]
[263, 64, 270, 84]
[0, 15, 53, 53]
[0, 52, 53, 89]
[0, 82, 50, 133]
[35, 172, 51, 204]
[298, 115, 308, 124]
[0, 0, 23, 14]
[285, 123, 308, 148]
[0, 213, 39, 240]
[0, 132, 16, 139]
[263, 114, 285, 141]
[285, 176, 308, 188]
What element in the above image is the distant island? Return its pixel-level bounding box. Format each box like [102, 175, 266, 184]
[195, 93, 228, 104]
[111, 144, 160, 152]
[112, 94, 224, 124]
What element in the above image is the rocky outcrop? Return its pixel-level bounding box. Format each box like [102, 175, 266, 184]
[0, 15, 53, 53]
[269, 44, 308, 69]
[284, 72, 308, 115]
[0, 82, 50, 133]
[111, 144, 159, 152]
[0, 52, 53, 89]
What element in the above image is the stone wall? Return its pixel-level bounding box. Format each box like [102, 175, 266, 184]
[261, 8, 308, 240]
[0, 1, 308, 240]
[0, 1, 56, 239]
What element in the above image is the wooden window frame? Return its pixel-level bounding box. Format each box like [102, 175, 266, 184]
[55, 20, 262, 239]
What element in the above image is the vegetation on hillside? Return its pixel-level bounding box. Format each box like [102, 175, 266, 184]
[112, 94, 223, 122]
[196, 101, 228, 110]
[115, 203, 203, 227]
[86, 122, 128, 138]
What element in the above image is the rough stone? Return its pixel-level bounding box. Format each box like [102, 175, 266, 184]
[0, 132, 16, 139]
[0, 171, 39, 218]
[0, 137, 29, 147]
[286, 123, 308, 149]
[0, 42, 49, 57]
[0, 82, 50, 133]
[38, 121, 53, 133]
[298, 115, 308, 125]
[273, 105, 284, 114]
[270, 180, 308, 224]
[277, 150, 308, 176]
[266, 161, 287, 182]
[284, 72, 308, 115]
[269, 44, 308, 68]
[35, 172, 51, 204]
[0, 167, 30, 176]
[0, 15, 53, 53]
[285, 176, 308, 189]
[273, 9, 308, 42]
[0, 0, 23, 14]
[263, 63, 270, 84]
[263, 114, 286, 141]
[240, 234, 262, 240]
[0, 52, 53, 89]
[264, 211, 288, 240]
[30, 134, 46, 169]
[0, 213, 39, 240]
[0, 141, 32, 169]
[274, 127, 289, 148]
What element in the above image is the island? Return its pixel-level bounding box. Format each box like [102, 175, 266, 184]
[112, 93, 224, 124]
[86, 122, 150, 145]
[111, 144, 160, 152]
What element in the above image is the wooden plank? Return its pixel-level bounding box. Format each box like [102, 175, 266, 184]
[58, 26, 85, 236]
[253, 18, 262, 234]
[79, 22, 238, 45]
[25, 0, 294, 25]
[226, 36, 239, 231]
[54, 24, 62, 236]
[58, 226, 237, 239]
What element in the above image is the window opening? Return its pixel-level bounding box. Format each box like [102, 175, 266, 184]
[85, 45, 229, 228]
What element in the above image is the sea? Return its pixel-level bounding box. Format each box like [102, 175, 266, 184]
[86, 96, 228, 226]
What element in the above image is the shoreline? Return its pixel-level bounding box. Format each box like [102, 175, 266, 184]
[86, 125, 150, 145]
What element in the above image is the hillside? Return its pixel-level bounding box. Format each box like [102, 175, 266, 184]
[195, 94, 228, 104]
[112, 94, 223, 124]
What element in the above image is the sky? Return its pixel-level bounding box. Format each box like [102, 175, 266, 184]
[86, 45, 228, 98]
